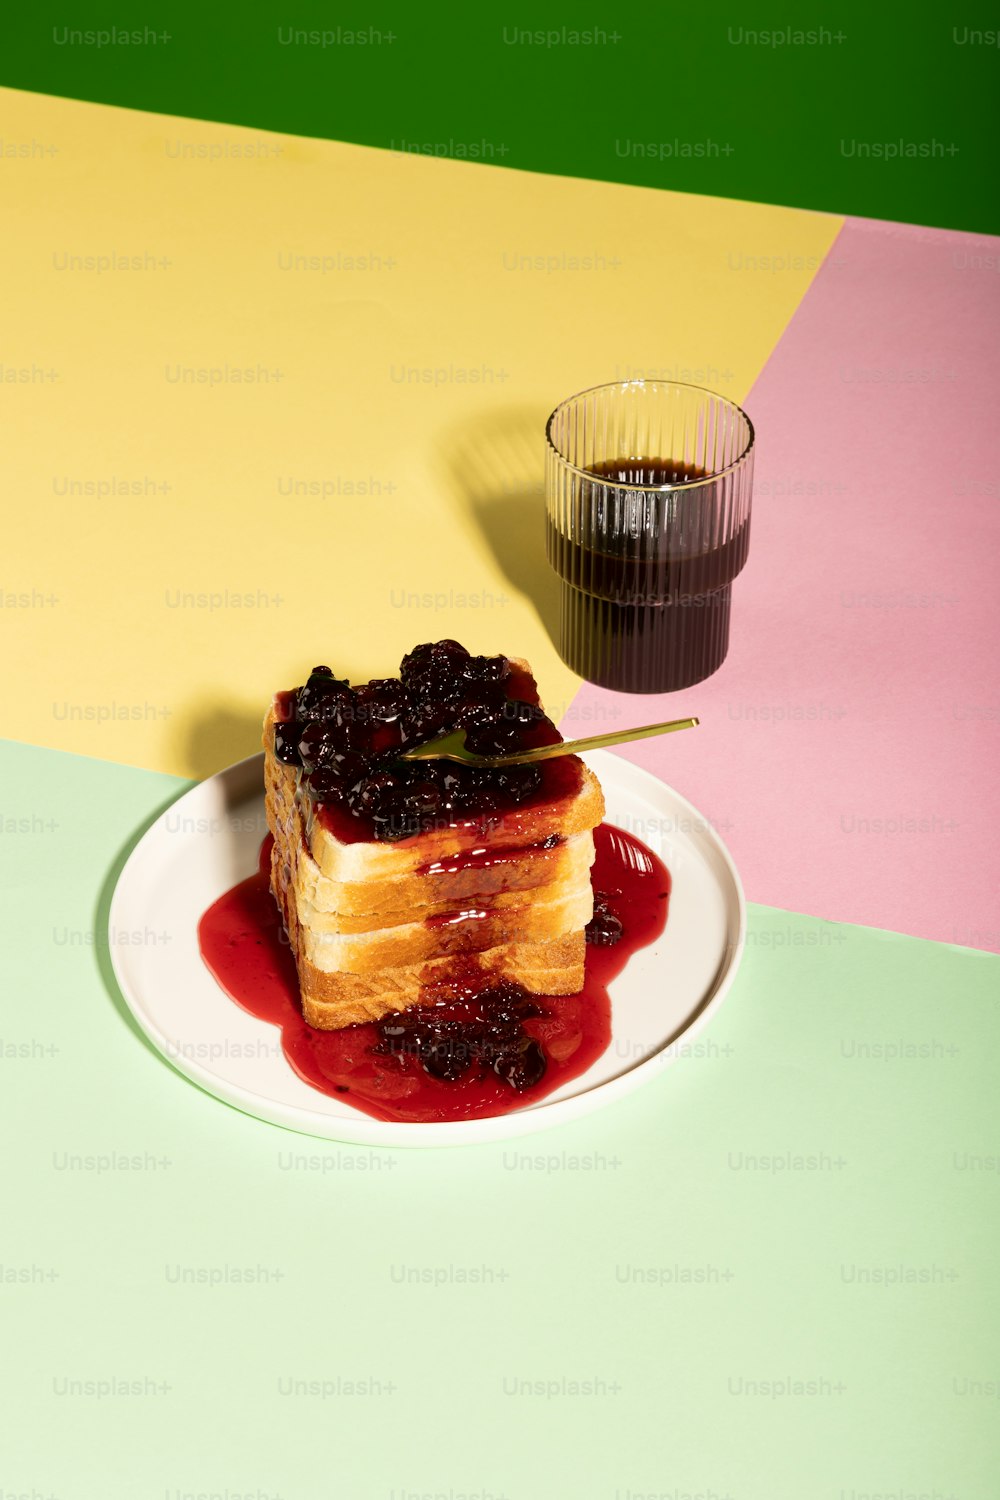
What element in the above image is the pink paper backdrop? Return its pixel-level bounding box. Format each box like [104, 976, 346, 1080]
[563, 217, 1000, 951]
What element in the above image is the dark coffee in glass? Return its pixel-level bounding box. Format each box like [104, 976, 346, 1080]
[545, 382, 755, 693]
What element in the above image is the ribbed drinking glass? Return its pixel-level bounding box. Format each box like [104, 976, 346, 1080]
[545, 380, 755, 692]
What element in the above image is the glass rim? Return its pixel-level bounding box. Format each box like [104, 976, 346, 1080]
[544, 378, 755, 492]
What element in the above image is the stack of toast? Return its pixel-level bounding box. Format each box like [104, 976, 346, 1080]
[263, 657, 604, 1029]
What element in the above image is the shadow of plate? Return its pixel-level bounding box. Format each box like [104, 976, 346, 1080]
[92, 779, 191, 1065]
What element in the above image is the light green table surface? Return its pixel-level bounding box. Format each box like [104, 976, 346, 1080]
[2, 739, 998, 1497]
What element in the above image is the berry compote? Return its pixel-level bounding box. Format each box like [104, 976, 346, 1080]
[272, 640, 578, 843]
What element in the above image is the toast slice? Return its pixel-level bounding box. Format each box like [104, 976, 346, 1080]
[284, 827, 596, 919]
[263, 646, 604, 1028]
[271, 836, 587, 1026]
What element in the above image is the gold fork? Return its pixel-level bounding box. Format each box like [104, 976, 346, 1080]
[400, 715, 699, 769]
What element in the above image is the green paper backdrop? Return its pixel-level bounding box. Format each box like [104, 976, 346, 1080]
[4, 1, 1000, 232]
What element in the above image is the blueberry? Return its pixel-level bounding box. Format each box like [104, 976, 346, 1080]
[452, 696, 496, 729]
[328, 691, 373, 751]
[494, 765, 543, 802]
[297, 720, 336, 771]
[297, 670, 351, 721]
[403, 697, 452, 744]
[464, 721, 523, 758]
[586, 895, 624, 947]
[419, 763, 466, 810]
[371, 983, 547, 1089]
[306, 768, 349, 802]
[356, 678, 408, 724]
[493, 1036, 546, 1091]
[400, 640, 462, 680]
[273, 719, 302, 765]
[501, 698, 546, 728]
[399, 643, 434, 681]
[421, 1028, 470, 1082]
[327, 747, 368, 784]
[400, 640, 471, 700]
[462, 653, 510, 686]
[354, 771, 402, 814]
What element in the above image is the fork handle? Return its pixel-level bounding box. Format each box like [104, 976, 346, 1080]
[462, 716, 700, 767]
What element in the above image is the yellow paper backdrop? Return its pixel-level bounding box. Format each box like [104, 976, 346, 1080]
[1, 87, 843, 775]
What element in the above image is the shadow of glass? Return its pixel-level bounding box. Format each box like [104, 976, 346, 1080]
[440, 404, 563, 650]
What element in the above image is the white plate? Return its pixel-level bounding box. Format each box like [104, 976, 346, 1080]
[109, 751, 745, 1147]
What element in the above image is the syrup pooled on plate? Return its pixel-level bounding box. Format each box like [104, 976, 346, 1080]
[198, 825, 670, 1125]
